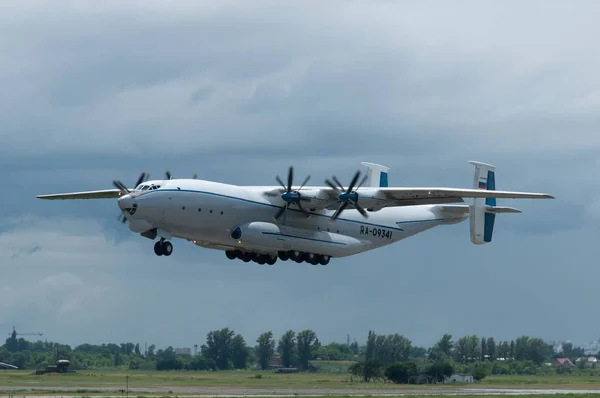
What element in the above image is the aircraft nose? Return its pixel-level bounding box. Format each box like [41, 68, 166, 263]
[118, 194, 134, 211]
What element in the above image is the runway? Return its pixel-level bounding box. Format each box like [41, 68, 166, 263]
[1, 386, 600, 396]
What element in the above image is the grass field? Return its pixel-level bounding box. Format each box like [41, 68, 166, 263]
[0, 369, 599, 396]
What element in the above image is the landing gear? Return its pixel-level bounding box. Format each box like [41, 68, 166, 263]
[154, 239, 173, 256]
[224, 249, 330, 266]
[224, 250, 277, 265]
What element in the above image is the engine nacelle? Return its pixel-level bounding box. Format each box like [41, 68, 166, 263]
[230, 221, 368, 257]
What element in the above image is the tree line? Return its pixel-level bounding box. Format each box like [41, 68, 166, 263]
[0, 327, 597, 380]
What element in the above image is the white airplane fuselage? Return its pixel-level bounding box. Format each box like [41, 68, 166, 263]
[118, 178, 466, 260]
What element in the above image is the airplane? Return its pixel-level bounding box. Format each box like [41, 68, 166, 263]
[36, 160, 554, 266]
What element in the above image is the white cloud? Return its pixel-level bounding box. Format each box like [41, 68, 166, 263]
[1, 0, 599, 158]
[0, 215, 136, 266]
[2, 0, 600, 348]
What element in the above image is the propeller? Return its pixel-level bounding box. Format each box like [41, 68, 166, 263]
[164, 170, 198, 180]
[273, 166, 311, 221]
[113, 172, 149, 223]
[325, 170, 369, 220]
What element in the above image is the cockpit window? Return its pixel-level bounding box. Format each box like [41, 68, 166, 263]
[135, 184, 161, 191]
[134, 184, 161, 191]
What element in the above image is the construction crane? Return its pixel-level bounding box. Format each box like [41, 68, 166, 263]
[8, 326, 43, 337]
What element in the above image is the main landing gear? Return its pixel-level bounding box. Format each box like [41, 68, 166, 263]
[224, 249, 330, 266]
[154, 239, 173, 256]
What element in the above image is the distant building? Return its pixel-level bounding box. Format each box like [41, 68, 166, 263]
[445, 373, 474, 383]
[175, 348, 191, 355]
[555, 358, 575, 367]
[268, 355, 282, 369]
[575, 356, 598, 368]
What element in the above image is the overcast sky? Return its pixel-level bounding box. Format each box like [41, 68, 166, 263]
[2, 0, 599, 351]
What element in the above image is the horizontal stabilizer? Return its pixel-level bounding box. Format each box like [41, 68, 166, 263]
[486, 206, 521, 214]
[37, 189, 122, 200]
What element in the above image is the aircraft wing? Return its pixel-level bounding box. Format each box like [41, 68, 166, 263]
[313, 186, 554, 210]
[37, 189, 122, 200]
[377, 187, 554, 202]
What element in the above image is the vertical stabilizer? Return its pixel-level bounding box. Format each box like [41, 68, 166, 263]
[468, 161, 497, 244]
[360, 162, 391, 188]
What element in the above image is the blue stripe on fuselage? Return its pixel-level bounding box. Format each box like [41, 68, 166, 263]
[138, 188, 442, 232]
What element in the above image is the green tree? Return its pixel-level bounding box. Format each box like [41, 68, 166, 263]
[296, 329, 317, 370]
[256, 331, 276, 370]
[429, 334, 453, 361]
[385, 361, 417, 384]
[5, 330, 18, 353]
[410, 346, 427, 358]
[481, 337, 487, 361]
[366, 330, 376, 360]
[472, 362, 490, 381]
[425, 361, 454, 383]
[277, 330, 296, 368]
[201, 327, 235, 370]
[486, 337, 496, 360]
[147, 344, 156, 358]
[349, 359, 384, 382]
[454, 335, 480, 363]
[231, 334, 249, 369]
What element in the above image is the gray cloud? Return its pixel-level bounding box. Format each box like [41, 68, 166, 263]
[1, 0, 599, 349]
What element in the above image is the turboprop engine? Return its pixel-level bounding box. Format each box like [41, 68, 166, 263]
[230, 221, 368, 258]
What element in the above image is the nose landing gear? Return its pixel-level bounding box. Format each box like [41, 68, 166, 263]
[154, 239, 173, 256]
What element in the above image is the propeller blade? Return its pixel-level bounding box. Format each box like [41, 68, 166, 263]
[298, 175, 310, 191]
[274, 204, 287, 221]
[135, 172, 147, 188]
[352, 200, 368, 218]
[325, 179, 341, 193]
[332, 176, 345, 191]
[117, 212, 127, 223]
[347, 170, 360, 192]
[276, 176, 287, 191]
[112, 180, 130, 193]
[287, 166, 293, 192]
[326, 170, 369, 220]
[356, 173, 368, 190]
[296, 201, 311, 218]
[331, 202, 348, 220]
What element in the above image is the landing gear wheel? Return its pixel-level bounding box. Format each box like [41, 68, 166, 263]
[318, 255, 330, 266]
[291, 251, 303, 263]
[162, 241, 173, 256]
[266, 255, 277, 265]
[278, 251, 290, 261]
[154, 241, 163, 256]
[225, 250, 237, 260]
